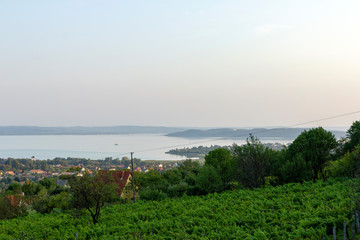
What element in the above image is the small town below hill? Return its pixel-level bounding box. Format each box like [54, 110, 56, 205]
[0, 143, 286, 191]
[0, 157, 179, 191]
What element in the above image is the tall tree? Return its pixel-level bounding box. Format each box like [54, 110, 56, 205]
[232, 135, 276, 188]
[287, 127, 337, 181]
[344, 120, 360, 153]
[204, 148, 234, 190]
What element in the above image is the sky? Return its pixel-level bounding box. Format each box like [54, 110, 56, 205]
[1, 0, 360, 128]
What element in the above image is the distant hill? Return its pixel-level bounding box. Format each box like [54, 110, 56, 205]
[0, 126, 186, 135]
[166, 128, 346, 140]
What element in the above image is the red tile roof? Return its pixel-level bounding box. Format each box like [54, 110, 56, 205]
[98, 170, 131, 196]
[30, 170, 46, 174]
[6, 171, 15, 176]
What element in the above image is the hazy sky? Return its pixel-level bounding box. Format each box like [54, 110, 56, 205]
[1, 0, 360, 128]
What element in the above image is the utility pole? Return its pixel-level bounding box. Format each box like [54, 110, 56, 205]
[130, 152, 136, 203]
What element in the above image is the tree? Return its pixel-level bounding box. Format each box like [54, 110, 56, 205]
[204, 148, 234, 190]
[32, 189, 52, 213]
[232, 135, 276, 188]
[195, 165, 222, 194]
[163, 169, 182, 185]
[178, 160, 201, 176]
[178, 159, 201, 187]
[69, 172, 118, 224]
[22, 181, 39, 196]
[137, 169, 166, 191]
[6, 182, 22, 194]
[33, 189, 73, 214]
[344, 121, 360, 153]
[278, 153, 312, 183]
[287, 127, 337, 181]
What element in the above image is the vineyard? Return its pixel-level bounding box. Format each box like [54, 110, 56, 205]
[0, 178, 358, 239]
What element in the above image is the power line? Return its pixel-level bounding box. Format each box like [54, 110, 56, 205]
[108, 110, 360, 158]
[286, 110, 360, 128]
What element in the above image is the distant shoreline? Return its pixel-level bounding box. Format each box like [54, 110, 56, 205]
[0, 126, 185, 136]
[0, 126, 346, 139]
[166, 127, 346, 140]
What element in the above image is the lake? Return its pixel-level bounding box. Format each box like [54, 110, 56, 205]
[0, 134, 292, 160]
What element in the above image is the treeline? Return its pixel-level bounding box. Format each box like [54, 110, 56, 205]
[136, 122, 360, 200]
[165, 143, 286, 158]
[165, 145, 227, 158]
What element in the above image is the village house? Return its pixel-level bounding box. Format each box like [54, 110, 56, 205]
[5, 171, 15, 176]
[98, 170, 133, 200]
[29, 170, 47, 174]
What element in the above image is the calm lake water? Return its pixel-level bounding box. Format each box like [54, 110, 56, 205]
[0, 134, 292, 160]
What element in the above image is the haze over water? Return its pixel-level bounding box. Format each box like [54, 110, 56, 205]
[0, 134, 291, 161]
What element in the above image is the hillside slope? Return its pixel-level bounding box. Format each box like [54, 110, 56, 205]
[0, 178, 356, 239]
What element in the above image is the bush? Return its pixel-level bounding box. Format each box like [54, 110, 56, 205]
[167, 182, 188, 198]
[326, 145, 360, 178]
[32, 189, 73, 214]
[49, 191, 73, 211]
[279, 154, 312, 183]
[0, 194, 28, 220]
[139, 187, 168, 201]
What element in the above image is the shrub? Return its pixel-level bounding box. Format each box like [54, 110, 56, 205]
[326, 145, 360, 178]
[0, 194, 28, 220]
[139, 187, 167, 201]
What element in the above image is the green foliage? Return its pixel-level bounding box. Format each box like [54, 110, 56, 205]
[48, 191, 73, 211]
[232, 135, 277, 188]
[32, 189, 73, 214]
[162, 169, 182, 185]
[326, 145, 360, 178]
[178, 159, 201, 176]
[5, 182, 23, 194]
[167, 182, 189, 198]
[139, 187, 168, 201]
[68, 172, 118, 224]
[166, 145, 226, 158]
[0, 194, 28, 220]
[344, 120, 360, 153]
[278, 153, 312, 183]
[39, 177, 55, 189]
[204, 148, 234, 190]
[0, 178, 356, 239]
[195, 165, 222, 194]
[32, 189, 52, 214]
[179, 160, 200, 189]
[137, 164, 201, 200]
[287, 127, 337, 181]
[137, 170, 164, 190]
[22, 181, 40, 196]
